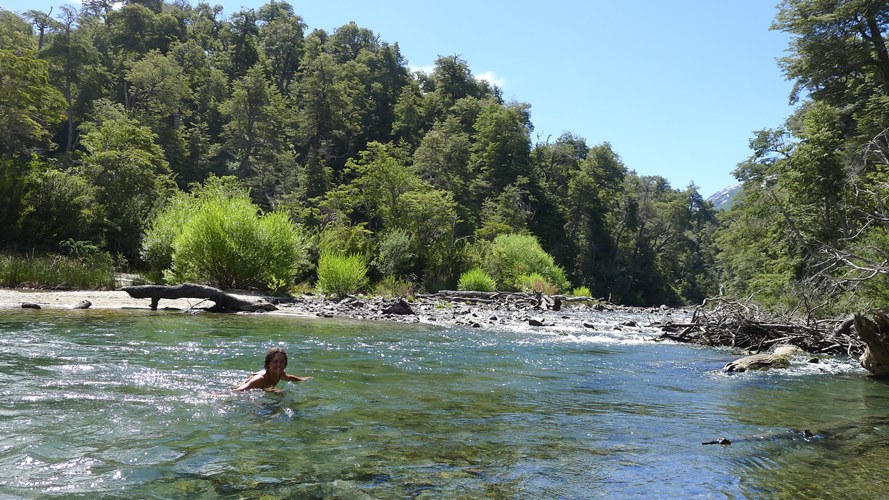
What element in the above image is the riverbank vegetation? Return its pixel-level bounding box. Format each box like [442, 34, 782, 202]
[1, 1, 889, 319]
[0, 248, 116, 290]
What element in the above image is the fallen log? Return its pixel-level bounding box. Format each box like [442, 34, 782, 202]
[121, 283, 277, 313]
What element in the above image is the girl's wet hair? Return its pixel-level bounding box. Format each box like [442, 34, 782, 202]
[264, 347, 288, 370]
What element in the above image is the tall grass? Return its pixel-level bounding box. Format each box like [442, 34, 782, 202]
[0, 253, 117, 290]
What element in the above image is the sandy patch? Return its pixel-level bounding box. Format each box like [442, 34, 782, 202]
[0, 288, 210, 311]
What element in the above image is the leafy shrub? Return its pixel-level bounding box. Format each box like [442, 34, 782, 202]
[316, 252, 368, 297]
[374, 229, 415, 278]
[142, 177, 310, 294]
[484, 233, 569, 292]
[141, 192, 191, 273]
[570, 286, 592, 297]
[374, 275, 414, 298]
[515, 273, 558, 295]
[457, 267, 497, 292]
[19, 168, 101, 250]
[289, 281, 315, 295]
[318, 223, 373, 257]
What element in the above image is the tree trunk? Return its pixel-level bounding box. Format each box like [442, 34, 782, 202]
[853, 311, 889, 378]
[864, 13, 889, 96]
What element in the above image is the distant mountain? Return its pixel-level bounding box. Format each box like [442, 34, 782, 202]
[706, 182, 742, 210]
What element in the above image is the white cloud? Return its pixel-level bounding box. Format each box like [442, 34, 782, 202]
[476, 71, 505, 89]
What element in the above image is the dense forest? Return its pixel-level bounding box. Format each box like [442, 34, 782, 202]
[1, 0, 888, 314]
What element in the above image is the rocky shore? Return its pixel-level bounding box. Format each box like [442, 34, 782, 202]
[0, 288, 690, 336]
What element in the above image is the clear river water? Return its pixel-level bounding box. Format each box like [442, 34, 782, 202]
[2, 309, 889, 498]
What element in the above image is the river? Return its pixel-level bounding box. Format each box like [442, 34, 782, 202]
[1, 309, 887, 498]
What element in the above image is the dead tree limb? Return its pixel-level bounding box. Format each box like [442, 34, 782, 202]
[121, 284, 277, 313]
[660, 298, 864, 356]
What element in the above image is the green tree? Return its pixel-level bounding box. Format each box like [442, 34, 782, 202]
[223, 8, 259, 80]
[78, 102, 176, 261]
[344, 141, 420, 228]
[565, 143, 626, 293]
[257, 1, 305, 94]
[0, 9, 37, 55]
[412, 116, 472, 199]
[218, 64, 296, 204]
[167, 38, 228, 185]
[126, 50, 189, 121]
[18, 165, 101, 250]
[0, 48, 65, 159]
[469, 101, 532, 214]
[428, 54, 499, 114]
[41, 5, 104, 153]
[294, 31, 360, 181]
[774, 0, 889, 105]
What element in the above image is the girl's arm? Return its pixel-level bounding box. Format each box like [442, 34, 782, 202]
[283, 373, 312, 382]
[232, 373, 264, 391]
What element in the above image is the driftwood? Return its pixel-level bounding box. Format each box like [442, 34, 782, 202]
[853, 311, 889, 378]
[417, 291, 583, 311]
[659, 298, 864, 357]
[121, 283, 277, 313]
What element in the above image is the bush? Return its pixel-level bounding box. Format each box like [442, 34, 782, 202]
[141, 177, 310, 294]
[316, 252, 368, 297]
[141, 192, 191, 273]
[317, 223, 373, 257]
[374, 229, 415, 278]
[484, 233, 569, 292]
[374, 275, 414, 298]
[457, 267, 497, 292]
[570, 286, 592, 297]
[515, 273, 558, 295]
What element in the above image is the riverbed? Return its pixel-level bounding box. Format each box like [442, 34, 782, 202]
[1, 308, 886, 498]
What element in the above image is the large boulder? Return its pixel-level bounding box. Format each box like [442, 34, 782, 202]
[382, 298, 414, 315]
[723, 345, 805, 373]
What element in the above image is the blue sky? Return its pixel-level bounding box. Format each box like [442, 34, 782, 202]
[4, 0, 796, 198]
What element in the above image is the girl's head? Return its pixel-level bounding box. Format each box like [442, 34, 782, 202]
[264, 347, 288, 370]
